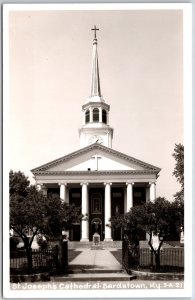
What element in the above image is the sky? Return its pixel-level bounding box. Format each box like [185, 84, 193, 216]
[8, 8, 183, 200]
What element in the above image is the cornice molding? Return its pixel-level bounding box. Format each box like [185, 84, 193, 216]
[31, 144, 161, 174]
[82, 102, 110, 111]
[32, 170, 159, 176]
[79, 127, 114, 134]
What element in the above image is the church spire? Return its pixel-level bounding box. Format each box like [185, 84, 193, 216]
[79, 27, 113, 148]
[90, 26, 101, 97]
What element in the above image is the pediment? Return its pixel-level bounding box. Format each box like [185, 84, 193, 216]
[31, 144, 161, 174]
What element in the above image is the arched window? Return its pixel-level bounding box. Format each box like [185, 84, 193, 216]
[85, 110, 90, 123]
[91, 193, 102, 214]
[102, 109, 107, 124]
[93, 108, 99, 122]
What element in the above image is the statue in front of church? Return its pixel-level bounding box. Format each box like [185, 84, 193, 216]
[93, 220, 99, 233]
[92, 219, 101, 246]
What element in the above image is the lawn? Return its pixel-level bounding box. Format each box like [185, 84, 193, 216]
[110, 247, 184, 271]
[10, 248, 82, 270]
[68, 249, 82, 263]
[110, 250, 122, 265]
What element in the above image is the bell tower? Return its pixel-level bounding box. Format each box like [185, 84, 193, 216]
[79, 26, 113, 148]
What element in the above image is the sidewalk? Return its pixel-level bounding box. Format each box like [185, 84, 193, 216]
[51, 248, 137, 281]
[69, 249, 122, 271]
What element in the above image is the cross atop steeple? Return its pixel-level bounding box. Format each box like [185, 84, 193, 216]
[91, 25, 99, 39]
[90, 26, 101, 97]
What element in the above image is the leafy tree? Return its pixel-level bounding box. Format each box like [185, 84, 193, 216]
[10, 177, 47, 271]
[10, 170, 82, 272]
[44, 194, 64, 237]
[172, 143, 184, 203]
[9, 170, 30, 196]
[45, 193, 82, 237]
[61, 202, 82, 231]
[109, 213, 126, 230]
[110, 198, 183, 270]
[170, 197, 184, 232]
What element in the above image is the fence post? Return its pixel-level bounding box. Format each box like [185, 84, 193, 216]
[54, 245, 59, 270]
[57, 239, 68, 274]
[124, 239, 133, 274]
[61, 240, 68, 270]
[127, 241, 131, 272]
[150, 249, 154, 270]
[122, 240, 127, 270]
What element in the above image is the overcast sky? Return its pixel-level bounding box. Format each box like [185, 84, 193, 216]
[8, 8, 183, 200]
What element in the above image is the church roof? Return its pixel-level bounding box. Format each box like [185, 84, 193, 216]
[31, 143, 161, 174]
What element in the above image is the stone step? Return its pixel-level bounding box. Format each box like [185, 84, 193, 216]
[90, 246, 104, 250]
[101, 241, 122, 249]
[52, 273, 136, 282]
[68, 241, 122, 249]
[68, 267, 125, 274]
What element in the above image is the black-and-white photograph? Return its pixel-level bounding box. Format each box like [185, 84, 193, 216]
[3, 3, 192, 298]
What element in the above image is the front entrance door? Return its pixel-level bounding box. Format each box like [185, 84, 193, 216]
[89, 188, 104, 241]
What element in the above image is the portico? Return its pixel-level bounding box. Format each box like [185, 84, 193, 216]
[34, 160, 158, 242]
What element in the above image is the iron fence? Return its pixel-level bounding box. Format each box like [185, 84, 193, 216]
[122, 240, 184, 273]
[10, 247, 59, 274]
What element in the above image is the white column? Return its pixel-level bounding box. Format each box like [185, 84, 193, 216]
[42, 185, 47, 197]
[180, 227, 184, 244]
[99, 107, 102, 122]
[126, 182, 134, 212]
[124, 187, 127, 213]
[149, 182, 156, 202]
[89, 107, 93, 122]
[66, 187, 69, 205]
[83, 110, 85, 125]
[36, 184, 42, 192]
[80, 183, 89, 241]
[107, 111, 109, 125]
[146, 187, 150, 202]
[59, 183, 67, 203]
[104, 182, 113, 241]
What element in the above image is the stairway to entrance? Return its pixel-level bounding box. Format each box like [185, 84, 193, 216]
[52, 248, 136, 282]
[68, 241, 122, 249]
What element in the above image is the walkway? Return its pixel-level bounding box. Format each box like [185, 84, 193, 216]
[69, 249, 122, 271]
[52, 249, 136, 281]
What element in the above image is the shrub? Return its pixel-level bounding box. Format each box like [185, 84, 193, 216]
[30, 275, 37, 282]
[10, 237, 20, 250]
[40, 273, 50, 281]
[10, 275, 20, 283]
[37, 236, 48, 249]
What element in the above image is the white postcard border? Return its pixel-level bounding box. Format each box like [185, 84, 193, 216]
[3, 3, 192, 298]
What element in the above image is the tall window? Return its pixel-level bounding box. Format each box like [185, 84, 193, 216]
[85, 110, 90, 123]
[91, 193, 102, 214]
[93, 108, 99, 122]
[102, 109, 107, 124]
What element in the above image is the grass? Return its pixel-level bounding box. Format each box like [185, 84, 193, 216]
[68, 249, 82, 263]
[11, 249, 83, 270]
[110, 247, 184, 272]
[110, 250, 122, 265]
[139, 248, 184, 267]
[164, 241, 184, 247]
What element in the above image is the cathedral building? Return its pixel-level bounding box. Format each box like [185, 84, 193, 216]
[31, 27, 161, 243]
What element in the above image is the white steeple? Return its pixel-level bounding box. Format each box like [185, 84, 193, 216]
[79, 26, 113, 148]
[90, 26, 102, 98]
